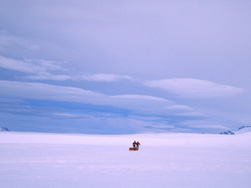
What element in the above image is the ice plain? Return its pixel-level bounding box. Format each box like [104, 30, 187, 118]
[0, 132, 251, 188]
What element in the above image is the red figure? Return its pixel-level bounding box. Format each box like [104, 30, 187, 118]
[136, 141, 140, 148]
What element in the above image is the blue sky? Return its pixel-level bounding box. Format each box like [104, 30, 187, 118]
[0, 0, 251, 134]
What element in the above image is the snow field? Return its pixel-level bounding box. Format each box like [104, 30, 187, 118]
[0, 132, 251, 188]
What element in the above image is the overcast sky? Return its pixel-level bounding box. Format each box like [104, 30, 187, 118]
[0, 0, 251, 134]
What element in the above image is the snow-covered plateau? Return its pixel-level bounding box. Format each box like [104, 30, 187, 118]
[1, 131, 251, 188]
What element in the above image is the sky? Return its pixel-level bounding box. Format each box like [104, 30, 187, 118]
[0, 0, 251, 134]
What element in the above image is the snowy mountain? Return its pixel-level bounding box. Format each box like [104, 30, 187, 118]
[0, 127, 9, 131]
[220, 130, 235, 135]
[219, 126, 251, 135]
[236, 126, 251, 134]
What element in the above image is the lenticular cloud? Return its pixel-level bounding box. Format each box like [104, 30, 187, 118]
[145, 78, 244, 98]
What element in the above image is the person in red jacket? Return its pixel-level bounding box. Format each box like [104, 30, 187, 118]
[136, 141, 140, 148]
[132, 141, 137, 148]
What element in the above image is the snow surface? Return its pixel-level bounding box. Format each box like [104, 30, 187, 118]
[236, 127, 251, 134]
[1, 132, 251, 188]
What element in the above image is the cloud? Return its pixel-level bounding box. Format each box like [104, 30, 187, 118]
[0, 55, 37, 73]
[164, 105, 193, 111]
[110, 94, 174, 116]
[26, 72, 72, 81]
[189, 124, 229, 130]
[0, 30, 39, 50]
[0, 55, 135, 82]
[0, 80, 104, 104]
[0, 80, 215, 133]
[111, 94, 171, 102]
[24, 58, 67, 72]
[0, 80, 172, 109]
[144, 78, 244, 98]
[26, 73, 134, 82]
[0, 30, 24, 47]
[79, 73, 134, 82]
[0, 80, 198, 119]
[0, 55, 65, 75]
[53, 113, 84, 118]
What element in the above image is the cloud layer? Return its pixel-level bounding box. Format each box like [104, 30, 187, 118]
[0, 1, 250, 134]
[145, 78, 244, 98]
[0, 80, 206, 133]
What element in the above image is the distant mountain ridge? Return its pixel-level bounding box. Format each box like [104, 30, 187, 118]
[220, 130, 235, 135]
[236, 126, 251, 134]
[220, 126, 251, 135]
[0, 127, 9, 131]
[238, 125, 251, 131]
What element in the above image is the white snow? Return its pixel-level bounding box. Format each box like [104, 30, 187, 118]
[236, 127, 251, 134]
[1, 132, 251, 188]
